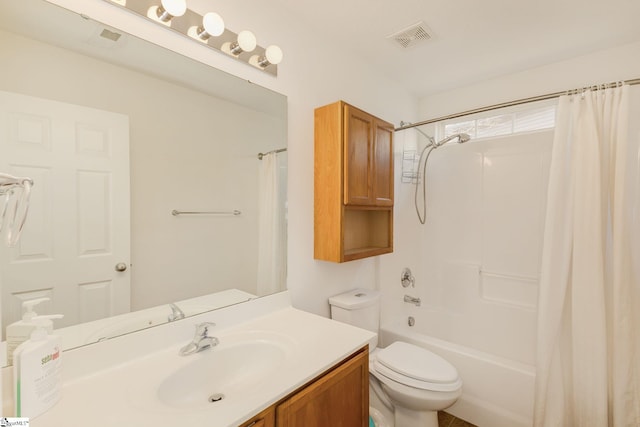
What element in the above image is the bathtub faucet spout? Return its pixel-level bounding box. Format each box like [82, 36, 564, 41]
[404, 295, 421, 306]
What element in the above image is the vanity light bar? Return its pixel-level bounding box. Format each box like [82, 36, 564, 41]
[102, 0, 280, 76]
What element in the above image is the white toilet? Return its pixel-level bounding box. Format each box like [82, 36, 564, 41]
[329, 288, 462, 427]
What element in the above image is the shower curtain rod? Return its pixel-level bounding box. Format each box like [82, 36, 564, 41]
[257, 148, 287, 160]
[395, 77, 640, 131]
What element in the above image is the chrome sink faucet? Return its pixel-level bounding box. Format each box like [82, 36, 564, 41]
[168, 303, 185, 322]
[179, 322, 219, 356]
[404, 295, 421, 307]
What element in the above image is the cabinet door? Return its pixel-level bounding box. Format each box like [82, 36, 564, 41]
[276, 349, 369, 427]
[372, 120, 394, 206]
[344, 104, 374, 206]
[343, 105, 394, 207]
[239, 406, 275, 427]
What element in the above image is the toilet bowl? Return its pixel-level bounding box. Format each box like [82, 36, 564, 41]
[370, 343, 462, 426]
[329, 289, 462, 427]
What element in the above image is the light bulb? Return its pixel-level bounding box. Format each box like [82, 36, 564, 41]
[149, 0, 186, 23]
[161, 0, 186, 17]
[251, 44, 284, 69]
[202, 12, 225, 37]
[237, 30, 257, 53]
[265, 45, 283, 65]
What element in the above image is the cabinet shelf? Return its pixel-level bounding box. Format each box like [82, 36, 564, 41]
[343, 208, 392, 261]
[343, 247, 393, 262]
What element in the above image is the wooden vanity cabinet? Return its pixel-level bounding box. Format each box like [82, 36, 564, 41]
[315, 101, 394, 263]
[237, 346, 369, 427]
[276, 346, 369, 427]
[238, 406, 275, 427]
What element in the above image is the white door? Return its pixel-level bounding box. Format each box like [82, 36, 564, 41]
[0, 91, 130, 331]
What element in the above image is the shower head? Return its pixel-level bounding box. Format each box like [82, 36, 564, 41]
[434, 133, 471, 147]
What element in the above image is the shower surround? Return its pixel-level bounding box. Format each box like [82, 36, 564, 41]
[381, 128, 554, 427]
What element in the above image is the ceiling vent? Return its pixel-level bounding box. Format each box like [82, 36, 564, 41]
[387, 22, 432, 49]
[86, 25, 126, 50]
[99, 28, 122, 42]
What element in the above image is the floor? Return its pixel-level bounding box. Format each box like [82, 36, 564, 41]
[438, 411, 478, 427]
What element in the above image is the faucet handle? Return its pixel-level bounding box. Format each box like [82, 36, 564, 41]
[179, 322, 218, 356]
[194, 322, 216, 338]
[168, 303, 185, 322]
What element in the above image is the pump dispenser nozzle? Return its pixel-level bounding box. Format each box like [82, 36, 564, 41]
[21, 297, 50, 321]
[30, 315, 64, 341]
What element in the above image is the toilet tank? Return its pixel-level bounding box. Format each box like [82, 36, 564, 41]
[329, 288, 380, 334]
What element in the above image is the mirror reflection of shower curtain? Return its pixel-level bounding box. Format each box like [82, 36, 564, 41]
[257, 152, 287, 295]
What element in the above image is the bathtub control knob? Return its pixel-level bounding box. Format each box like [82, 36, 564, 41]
[408, 316, 415, 327]
[401, 267, 415, 288]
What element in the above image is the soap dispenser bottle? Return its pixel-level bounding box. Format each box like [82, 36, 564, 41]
[6, 297, 52, 365]
[13, 314, 64, 419]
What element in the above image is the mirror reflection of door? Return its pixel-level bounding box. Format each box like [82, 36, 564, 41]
[0, 90, 131, 335]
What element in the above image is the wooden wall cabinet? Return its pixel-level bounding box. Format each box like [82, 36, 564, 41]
[315, 101, 394, 262]
[237, 346, 369, 427]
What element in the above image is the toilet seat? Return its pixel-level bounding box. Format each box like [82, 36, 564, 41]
[373, 342, 462, 392]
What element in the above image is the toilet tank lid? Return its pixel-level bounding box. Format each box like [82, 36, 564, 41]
[329, 288, 380, 309]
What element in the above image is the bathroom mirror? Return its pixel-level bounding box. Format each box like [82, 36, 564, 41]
[0, 0, 287, 363]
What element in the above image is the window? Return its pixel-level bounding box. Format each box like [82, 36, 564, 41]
[440, 102, 556, 141]
[401, 101, 557, 184]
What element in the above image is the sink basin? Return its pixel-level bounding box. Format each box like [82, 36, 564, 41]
[157, 338, 288, 408]
[128, 330, 297, 411]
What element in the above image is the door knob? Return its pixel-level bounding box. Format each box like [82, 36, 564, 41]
[115, 262, 128, 272]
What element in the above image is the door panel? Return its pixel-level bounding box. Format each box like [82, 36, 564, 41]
[344, 105, 373, 205]
[0, 90, 130, 332]
[373, 122, 393, 206]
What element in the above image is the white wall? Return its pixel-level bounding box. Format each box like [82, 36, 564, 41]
[45, 0, 417, 317]
[418, 40, 640, 120]
[382, 39, 640, 325]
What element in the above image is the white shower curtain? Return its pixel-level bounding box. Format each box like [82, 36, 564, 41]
[534, 85, 640, 427]
[257, 152, 286, 295]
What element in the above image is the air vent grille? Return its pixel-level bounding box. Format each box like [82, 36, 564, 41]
[100, 28, 122, 42]
[387, 22, 432, 49]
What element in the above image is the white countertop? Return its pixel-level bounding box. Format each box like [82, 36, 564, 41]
[14, 292, 374, 427]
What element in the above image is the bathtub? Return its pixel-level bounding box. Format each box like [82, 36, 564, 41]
[379, 319, 535, 427]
